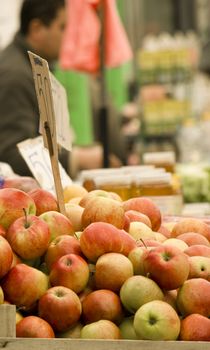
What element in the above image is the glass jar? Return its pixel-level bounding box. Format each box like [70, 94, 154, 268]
[94, 174, 132, 201]
[132, 172, 183, 216]
[143, 151, 176, 173]
[79, 168, 123, 192]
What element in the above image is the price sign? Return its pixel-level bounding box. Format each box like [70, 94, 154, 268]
[50, 72, 72, 151]
[28, 51, 71, 215]
[17, 136, 72, 195]
[28, 51, 71, 151]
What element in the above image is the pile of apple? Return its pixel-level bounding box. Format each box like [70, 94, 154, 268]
[0, 184, 210, 341]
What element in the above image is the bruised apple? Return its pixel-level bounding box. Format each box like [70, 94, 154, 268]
[80, 222, 137, 262]
[82, 196, 125, 229]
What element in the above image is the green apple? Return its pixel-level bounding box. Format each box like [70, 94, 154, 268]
[120, 275, 164, 313]
[134, 300, 180, 340]
[80, 320, 121, 339]
[119, 316, 138, 339]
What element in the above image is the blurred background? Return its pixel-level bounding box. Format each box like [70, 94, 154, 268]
[2, 0, 210, 209]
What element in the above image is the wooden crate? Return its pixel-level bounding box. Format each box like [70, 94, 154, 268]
[0, 305, 209, 349]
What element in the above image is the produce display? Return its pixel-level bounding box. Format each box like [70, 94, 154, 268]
[0, 183, 210, 342]
[176, 163, 210, 204]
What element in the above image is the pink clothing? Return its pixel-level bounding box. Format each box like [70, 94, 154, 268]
[60, 0, 133, 73]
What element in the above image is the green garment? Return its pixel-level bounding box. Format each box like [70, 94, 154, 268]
[106, 61, 132, 112]
[54, 68, 94, 146]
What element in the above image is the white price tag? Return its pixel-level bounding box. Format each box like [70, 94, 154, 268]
[50, 73, 72, 151]
[28, 51, 72, 152]
[17, 137, 72, 194]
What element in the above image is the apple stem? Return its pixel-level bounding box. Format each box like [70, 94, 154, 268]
[140, 238, 148, 249]
[23, 208, 30, 229]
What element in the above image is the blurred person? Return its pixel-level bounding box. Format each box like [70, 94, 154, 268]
[0, 0, 69, 176]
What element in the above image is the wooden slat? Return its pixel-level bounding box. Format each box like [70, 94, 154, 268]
[0, 338, 209, 350]
[0, 305, 16, 338]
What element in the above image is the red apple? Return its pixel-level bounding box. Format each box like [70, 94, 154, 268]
[163, 290, 178, 311]
[177, 232, 210, 247]
[44, 235, 82, 271]
[0, 224, 6, 237]
[136, 239, 161, 248]
[0, 235, 13, 278]
[179, 314, 210, 341]
[79, 189, 112, 208]
[2, 263, 49, 308]
[39, 211, 74, 241]
[28, 188, 58, 215]
[158, 225, 171, 238]
[143, 245, 190, 290]
[0, 188, 36, 229]
[6, 214, 50, 260]
[95, 252, 133, 292]
[134, 300, 180, 340]
[82, 289, 123, 324]
[177, 278, 210, 317]
[128, 221, 155, 241]
[124, 210, 152, 231]
[185, 244, 210, 258]
[171, 218, 210, 241]
[80, 320, 121, 339]
[38, 286, 82, 332]
[49, 254, 89, 294]
[162, 238, 189, 251]
[16, 316, 55, 338]
[65, 203, 84, 232]
[80, 222, 137, 262]
[123, 197, 161, 231]
[120, 275, 164, 314]
[11, 252, 22, 268]
[188, 256, 210, 280]
[82, 196, 125, 229]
